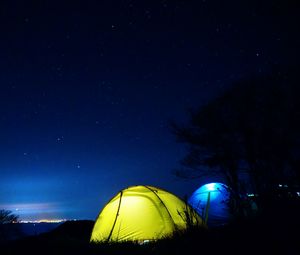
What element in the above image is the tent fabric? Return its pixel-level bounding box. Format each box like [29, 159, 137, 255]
[188, 182, 233, 227]
[90, 185, 203, 242]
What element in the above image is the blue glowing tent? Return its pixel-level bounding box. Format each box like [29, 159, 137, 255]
[188, 182, 233, 227]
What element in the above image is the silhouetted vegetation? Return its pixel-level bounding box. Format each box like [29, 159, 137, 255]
[171, 66, 300, 214]
[0, 210, 18, 224]
[0, 209, 21, 242]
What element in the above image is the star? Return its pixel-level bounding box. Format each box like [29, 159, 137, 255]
[56, 136, 64, 142]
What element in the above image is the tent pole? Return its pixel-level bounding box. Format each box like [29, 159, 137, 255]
[107, 191, 123, 241]
[204, 192, 211, 225]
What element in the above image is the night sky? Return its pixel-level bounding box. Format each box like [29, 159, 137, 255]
[0, 0, 298, 221]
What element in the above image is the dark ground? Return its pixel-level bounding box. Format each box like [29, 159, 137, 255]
[1, 199, 299, 255]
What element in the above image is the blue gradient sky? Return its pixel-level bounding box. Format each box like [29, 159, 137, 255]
[0, 0, 298, 220]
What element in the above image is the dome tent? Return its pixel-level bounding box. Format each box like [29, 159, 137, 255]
[188, 182, 233, 227]
[90, 185, 204, 243]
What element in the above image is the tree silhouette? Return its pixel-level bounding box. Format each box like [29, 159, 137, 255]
[0, 209, 20, 242]
[0, 209, 18, 224]
[172, 67, 300, 210]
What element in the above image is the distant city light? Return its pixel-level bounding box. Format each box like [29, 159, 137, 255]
[19, 219, 69, 223]
[278, 184, 289, 188]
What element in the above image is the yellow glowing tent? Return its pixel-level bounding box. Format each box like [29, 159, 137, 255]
[90, 185, 204, 243]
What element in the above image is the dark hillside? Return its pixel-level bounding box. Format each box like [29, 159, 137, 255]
[0, 202, 299, 255]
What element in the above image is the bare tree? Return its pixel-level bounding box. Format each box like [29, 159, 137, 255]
[171, 67, 300, 211]
[0, 209, 19, 224]
[0, 209, 20, 242]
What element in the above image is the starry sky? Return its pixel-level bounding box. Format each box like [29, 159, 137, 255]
[0, 0, 298, 221]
